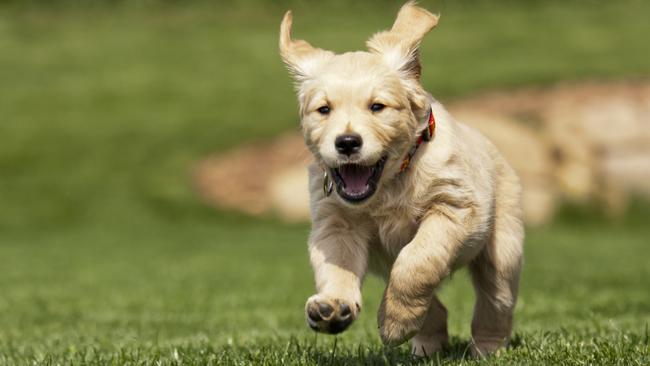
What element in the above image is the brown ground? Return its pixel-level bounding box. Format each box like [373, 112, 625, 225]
[194, 133, 310, 216]
[194, 81, 650, 224]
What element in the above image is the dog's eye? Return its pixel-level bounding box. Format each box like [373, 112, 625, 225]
[370, 103, 385, 112]
[317, 106, 331, 115]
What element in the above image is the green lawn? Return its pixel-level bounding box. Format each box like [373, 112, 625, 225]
[0, 1, 649, 364]
[1, 211, 649, 365]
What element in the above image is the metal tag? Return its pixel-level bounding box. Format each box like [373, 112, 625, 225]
[323, 171, 333, 197]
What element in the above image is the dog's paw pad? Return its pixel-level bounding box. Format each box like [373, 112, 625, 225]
[305, 295, 358, 334]
[317, 302, 334, 319]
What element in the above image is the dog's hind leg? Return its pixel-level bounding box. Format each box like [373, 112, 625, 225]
[468, 196, 523, 357]
[411, 295, 449, 357]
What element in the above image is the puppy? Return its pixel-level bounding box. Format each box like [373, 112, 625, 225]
[279, 1, 523, 357]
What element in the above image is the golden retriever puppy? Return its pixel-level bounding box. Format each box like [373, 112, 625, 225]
[279, 1, 523, 357]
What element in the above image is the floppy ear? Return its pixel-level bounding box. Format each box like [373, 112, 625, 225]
[279, 11, 334, 81]
[366, 1, 439, 80]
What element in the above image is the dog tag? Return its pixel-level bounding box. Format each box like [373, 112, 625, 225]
[323, 171, 333, 197]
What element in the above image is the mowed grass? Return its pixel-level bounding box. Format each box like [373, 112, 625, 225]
[1, 208, 649, 365]
[0, 1, 649, 364]
[0, 215, 314, 362]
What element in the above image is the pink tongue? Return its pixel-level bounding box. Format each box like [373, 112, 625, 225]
[339, 165, 373, 193]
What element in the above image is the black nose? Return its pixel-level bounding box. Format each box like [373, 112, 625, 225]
[335, 134, 363, 156]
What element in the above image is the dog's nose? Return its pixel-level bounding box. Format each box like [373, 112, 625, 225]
[335, 134, 363, 156]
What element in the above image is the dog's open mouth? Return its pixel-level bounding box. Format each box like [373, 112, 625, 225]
[330, 156, 387, 203]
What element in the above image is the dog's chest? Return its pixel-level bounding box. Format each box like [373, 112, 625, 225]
[371, 205, 420, 257]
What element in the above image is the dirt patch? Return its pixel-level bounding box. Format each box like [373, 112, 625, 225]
[194, 133, 310, 217]
[194, 81, 650, 224]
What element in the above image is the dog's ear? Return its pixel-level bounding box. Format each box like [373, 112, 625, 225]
[366, 1, 438, 81]
[279, 11, 333, 82]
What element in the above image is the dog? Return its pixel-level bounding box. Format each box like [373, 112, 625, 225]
[279, 1, 524, 357]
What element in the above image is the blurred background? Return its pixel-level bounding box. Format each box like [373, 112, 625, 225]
[0, 0, 648, 364]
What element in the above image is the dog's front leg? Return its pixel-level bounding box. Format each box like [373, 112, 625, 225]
[305, 219, 369, 334]
[378, 212, 467, 346]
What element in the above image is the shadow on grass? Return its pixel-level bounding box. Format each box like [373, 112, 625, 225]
[290, 333, 531, 365]
[279, 335, 500, 366]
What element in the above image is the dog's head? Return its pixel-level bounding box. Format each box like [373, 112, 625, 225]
[280, 2, 438, 205]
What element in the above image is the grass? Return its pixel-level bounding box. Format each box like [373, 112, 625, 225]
[0, 0, 649, 364]
[1, 209, 649, 365]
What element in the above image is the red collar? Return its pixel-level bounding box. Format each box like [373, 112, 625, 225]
[399, 108, 436, 173]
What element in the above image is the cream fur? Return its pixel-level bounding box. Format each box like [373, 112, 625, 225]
[280, 2, 523, 357]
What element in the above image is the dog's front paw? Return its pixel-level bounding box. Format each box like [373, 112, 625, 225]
[305, 294, 359, 334]
[377, 287, 429, 346]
